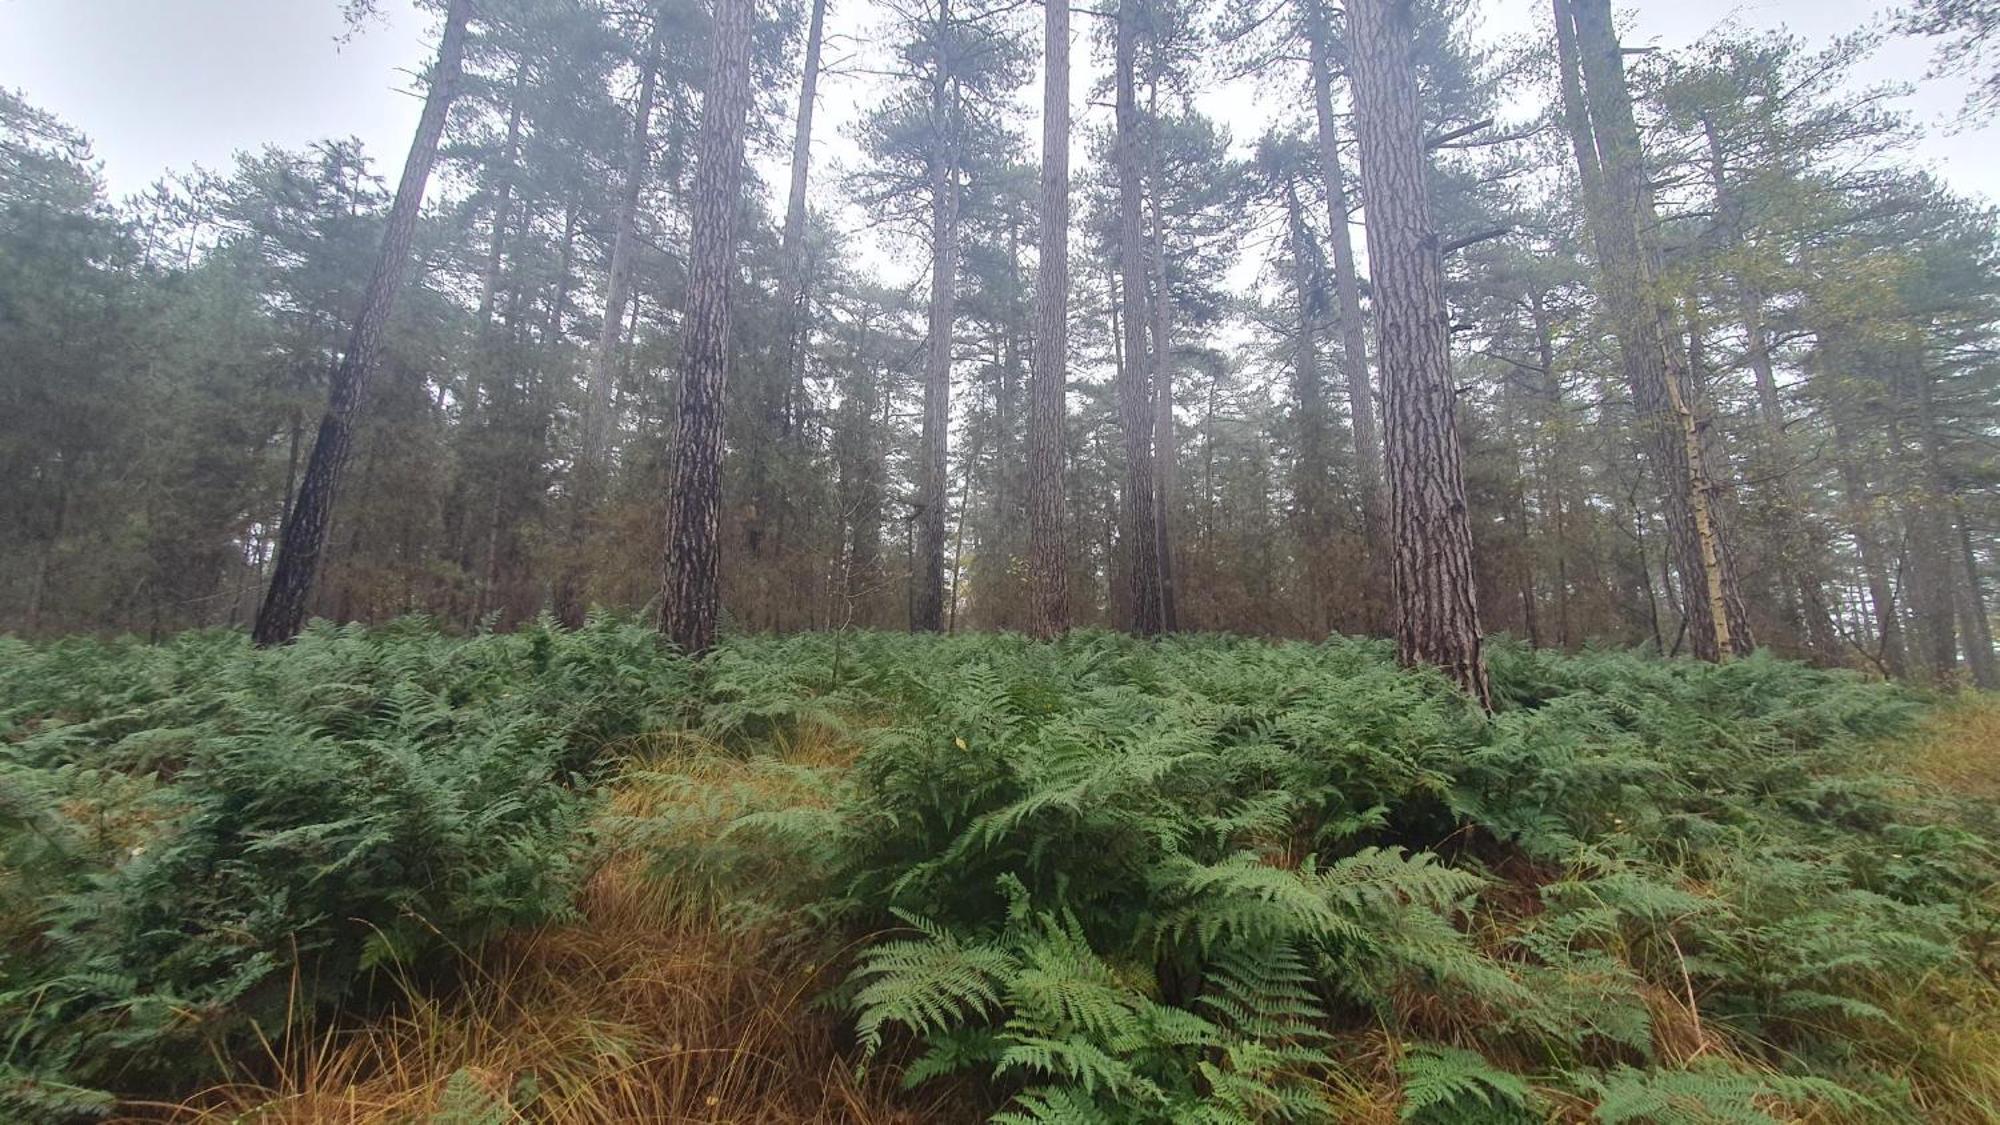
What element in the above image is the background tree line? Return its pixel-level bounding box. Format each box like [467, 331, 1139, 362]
[4, 0, 1999, 692]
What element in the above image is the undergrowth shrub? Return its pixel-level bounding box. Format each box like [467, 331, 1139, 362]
[654, 631, 1997, 1123]
[0, 615, 690, 1118]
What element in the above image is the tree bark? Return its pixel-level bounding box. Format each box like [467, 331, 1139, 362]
[252, 0, 471, 647]
[1115, 0, 1163, 635]
[1347, 0, 1491, 706]
[659, 0, 756, 655]
[912, 0, 960, 633]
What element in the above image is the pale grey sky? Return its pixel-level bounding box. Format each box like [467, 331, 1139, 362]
[1, 0, 1992, 212]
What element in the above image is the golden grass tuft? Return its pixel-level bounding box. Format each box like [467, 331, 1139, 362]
[121, 730, 963, 1125]
[1895, 694, 2000, 803]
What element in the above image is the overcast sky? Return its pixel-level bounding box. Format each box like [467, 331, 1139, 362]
[2, 0, 1992, 217]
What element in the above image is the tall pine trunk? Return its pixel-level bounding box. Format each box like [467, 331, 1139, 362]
[1556, 0, 1750, 662]
[660, 0, 756, 654]
[1307, 17, 1386, 589]
[1347, 0, 1490, 706]
[1115, 0, 1163, 635]
[1283, 174, 1333, 635]
[912, 0, 960, 633]
[1147, 83, 1179, 633]
[253, 0, 471, 647]
[1027, 0, 1072, 639]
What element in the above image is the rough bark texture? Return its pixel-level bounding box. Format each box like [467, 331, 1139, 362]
[1556, 0, 1752, 662]
[1307, 18, 1385, 551]
[1115, 0, 1163, 635]
[912, 0, 960, 634]
[252, 0, 471, 647]
[659, 0, 755, 654]
[1027, 0, 1072, 639]
[1347, 0, 1491, 707]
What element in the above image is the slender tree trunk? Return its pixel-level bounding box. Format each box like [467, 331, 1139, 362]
[1347, 0, 1490, 707]
[1830, 398, 1909, 678]
[1555, 0, 1750, 662]
[659, 0, 755, 654]
[1284, 176, 1333, 635]
[1904, 356, 1960, 682]
[556, 24, 663, 627]
[912, 0, 960, 633]
[777, 0, 827, 413]
[1147, 89, 1179, 633]
[1307, 16, 1385, 558]
[252, 0, 471, 647]
[1115, 0, 1162, 635]
[1956, 510, 1999, 689]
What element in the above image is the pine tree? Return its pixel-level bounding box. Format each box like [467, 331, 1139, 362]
[660, 0, 756, 655]
[252, 0, 473, 647]
[1347, 0, 1491, 706]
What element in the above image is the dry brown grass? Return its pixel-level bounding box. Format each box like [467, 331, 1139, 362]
[120, 729, 969, 1125]
[1895, 694, 2000, 803]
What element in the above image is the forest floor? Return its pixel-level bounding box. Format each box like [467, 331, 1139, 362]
[131, 696, 2000, 1124]
[8, 624, 2000, 1123]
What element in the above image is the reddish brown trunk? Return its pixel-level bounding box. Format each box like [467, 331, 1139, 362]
[1347, 0, 1491, 706]
[659, 0, 756, 654]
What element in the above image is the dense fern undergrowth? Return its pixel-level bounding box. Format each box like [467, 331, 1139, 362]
[4, 621, 1998, 1122]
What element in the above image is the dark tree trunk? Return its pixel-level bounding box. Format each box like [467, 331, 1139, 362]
[1829, 393, 1908, 678]
[1347, 0, 1491, 707]
[252, 0, 471, 647]
[659, 0, 756, 655]
[1115, 0, 1162, 635]
[1028, 0, 1073, 639]
[912, 0, 960, 633]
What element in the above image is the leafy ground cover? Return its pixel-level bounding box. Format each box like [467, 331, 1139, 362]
[4, 622, 1998, 1122]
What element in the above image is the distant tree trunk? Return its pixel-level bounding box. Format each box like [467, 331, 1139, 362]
[1147, 86, 1179, 633]
[659, 0, 755, 654]
[1903, 357, 1960, 683]
[777, 0, 827, 412]
[252, 0, 471, 647]
[1347, 0, 1490, 707]
[1115, 0, 1162, 635]
[1283, 174, 1333, 635]
[1027, 0, 1072, 639]
[1555, 0, 1750, 662]
[1956, 510, 1999, 689]
[1829, 394, 1908, 678]
[742, 0, 828, 625]
[912, 0, 960, 633]
[1307, 16, 1386, 570]
[1701, 118, 1839, 661]
[558, 22, 664, 627]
